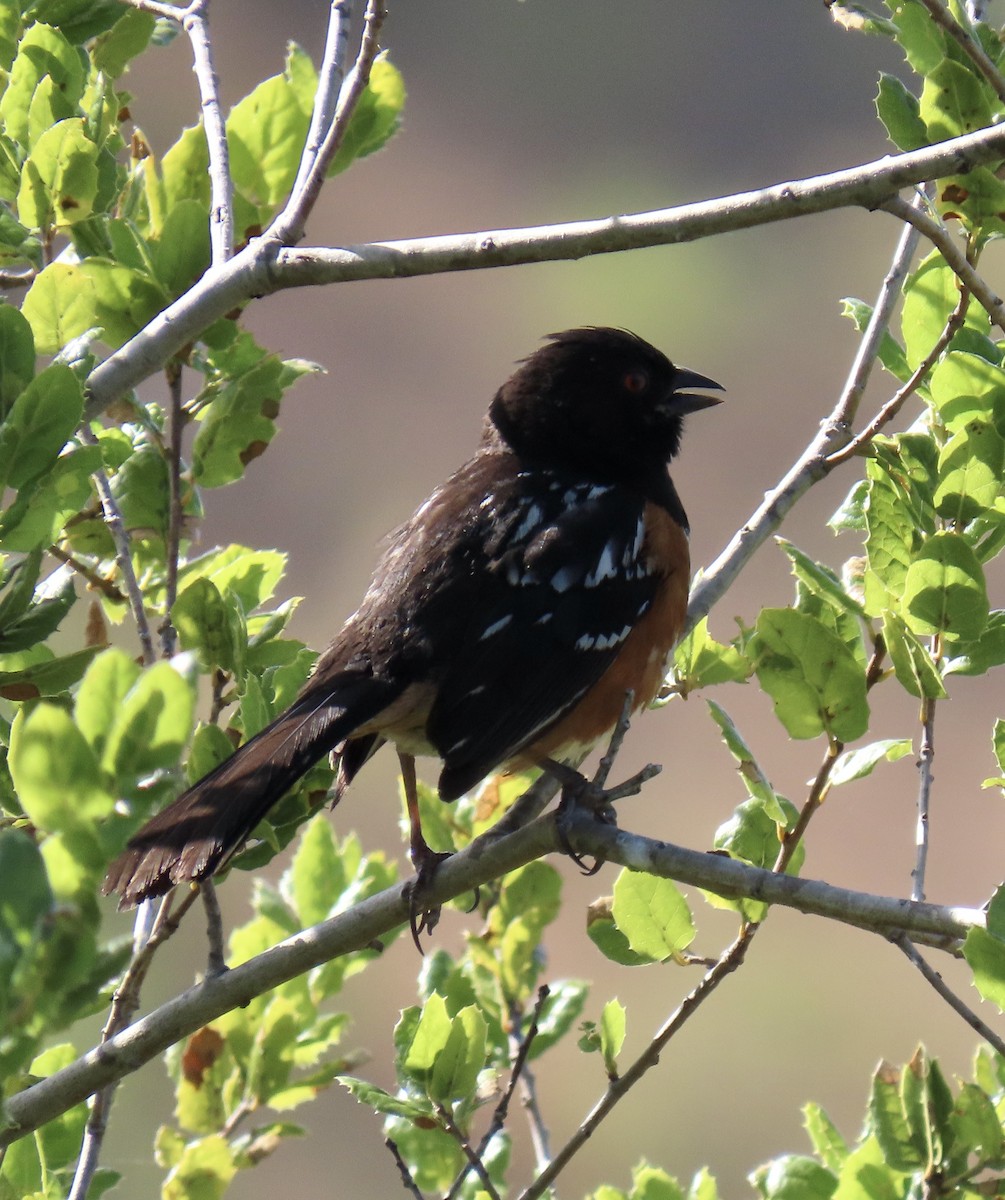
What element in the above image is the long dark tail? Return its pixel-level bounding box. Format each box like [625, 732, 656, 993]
[103, 674, 396, 907]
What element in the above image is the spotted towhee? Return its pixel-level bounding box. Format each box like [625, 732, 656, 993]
[104, 327, 722, 909]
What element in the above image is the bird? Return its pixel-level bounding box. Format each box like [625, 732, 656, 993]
[103, 327, 722, 917]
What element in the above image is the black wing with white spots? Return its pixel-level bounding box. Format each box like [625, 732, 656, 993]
[350, 451, 667, 798]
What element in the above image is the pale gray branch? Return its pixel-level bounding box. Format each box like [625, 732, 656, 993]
[1, 810, 986, 1149]
[881, 193, 1005, 329]
[289, 2, 355, 200]
[84, 121, 1005, 422]
[183, 1, 233, 264]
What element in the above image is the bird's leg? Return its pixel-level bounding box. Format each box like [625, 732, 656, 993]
[543, 693, 662, 874]
[399, 751, 451, 950]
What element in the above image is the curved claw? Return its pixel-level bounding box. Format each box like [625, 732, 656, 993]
[554, 783, 615, 875]
[406, 848, 452, 953]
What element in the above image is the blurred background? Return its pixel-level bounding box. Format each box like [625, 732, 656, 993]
[100, 1, 1005, 1196]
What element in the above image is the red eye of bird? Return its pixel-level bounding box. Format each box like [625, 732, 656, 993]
[623, 369, 649, 394]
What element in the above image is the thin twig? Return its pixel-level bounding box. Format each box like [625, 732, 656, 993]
[68, 890, 197, 1199]
[78, 428, 156, 666]
[161, 360, 185, 657]
[385, 1138, 425, 1200]
[825, 282, 971, 466]
[290, 2, 355, 198]
[269, 0, 387, 245]
[183, 0, 233, 263]
[914, 681, 938, 904]
[118, 0, 186, 18]
[915, 0, 1005, 106]
[448, 987, 551, 1200]
[201, 880, 227, 977]
[775, 737, 843, 874]
[831, 188, 927, 428]
[893, 934, 1005, 1057]
[48, 545, 126, 603]
[436, 1104, 501, 1200]
[881, 194, 1005, 330]
[517, 926, 755, 1200]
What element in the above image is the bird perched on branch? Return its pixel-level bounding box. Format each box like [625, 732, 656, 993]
[104, 327, 722, 922]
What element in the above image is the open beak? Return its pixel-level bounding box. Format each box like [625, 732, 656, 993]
[666, 366, 725, 415]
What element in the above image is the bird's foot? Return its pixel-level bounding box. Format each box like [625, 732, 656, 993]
[405, 845, 453, 952]
[544, 757, 662, 876]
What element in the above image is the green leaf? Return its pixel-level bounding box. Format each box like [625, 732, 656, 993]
[429, 1003, 487, 1105]
[993, 718, 1005, 776]
[9, 702, 111, 828]
[611, 870, 694, 961]
[172, 577, 247, 679]
[227, 71, 310, 213]
[890, 0, 946, 74]
[329, 52, 406, 176]
[876, 73, 928, 151]
[803, 1103, 849, 1172]
[0, 827, 54, 936]
[706, 700, 785, 821]
[710, 797, 803, 922]
[339, 1076, 433, 1122]
[0, 362, 81, 493]
[599, 998, 626, 1078]
[868, 1060, 926, 1171]
[753, 1155, 837, 1200]
[881, 610, 947, 699]
[100, 661, 195, 782]
[586, 896, 653, 966]
[90, 7, 155, 78]
[929, 350, 1005, 433]
[0, 304, 36, 417]
[934, 420, 1004, 523]
[0, 645, 98, 700]
[162, 1135, 236, 1200]
[862, 458, 920, 615]
[74, 646, 140, 760]
[150, 197, 210, 297]
[829, 740, 913, 788]
[901, 252, 961, 371]
[630, 1164, 684, 1200]
[0, 22, 86, 148]
[402, 991, 452, 1078]
[0, 442, 100, 551]
[21, 258, 164, 353]
[109, 443, 169, 538]
[27, 73, 76, 150]
[192, 355, 318, 488]
[902, 530, 989, 641]
[176, 544, 287, 613]
[951, 1082, 1004, 1164]
[920, 58, 994, 143]
[0, 559, 74, 653]
[672, 616, 750, 692]
[964, 924, 1005, 1011]
[753, 608, 870, 741]
[18, 118, 99, 228]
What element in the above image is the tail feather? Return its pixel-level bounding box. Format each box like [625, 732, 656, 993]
[103, 674, 395, 907]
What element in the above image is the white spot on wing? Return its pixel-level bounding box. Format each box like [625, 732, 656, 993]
[480, 614, 513, 640]
[551, 566, 579, 593]
[512, 503, 544, 543]
[585, 540, 619, 587]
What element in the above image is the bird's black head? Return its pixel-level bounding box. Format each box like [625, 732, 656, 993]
[487, 327, 723, 483]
